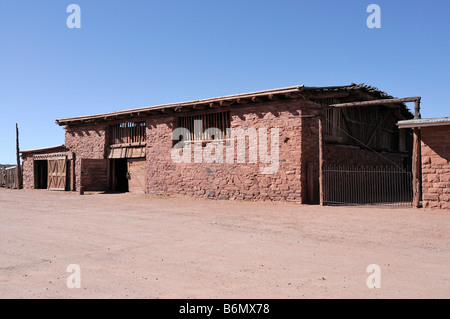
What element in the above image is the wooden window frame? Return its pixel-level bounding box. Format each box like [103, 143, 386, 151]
[178, 111, 231, 143]
[109, 121, 146, 146]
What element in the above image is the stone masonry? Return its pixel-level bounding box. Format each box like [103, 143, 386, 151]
[421, 126, 450, 210]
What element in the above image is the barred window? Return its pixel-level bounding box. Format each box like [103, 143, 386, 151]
[109, 121, 146, 145]
[178, 111, 231, 141]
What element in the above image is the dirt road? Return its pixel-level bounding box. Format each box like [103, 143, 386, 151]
[0, 189, 449, 298]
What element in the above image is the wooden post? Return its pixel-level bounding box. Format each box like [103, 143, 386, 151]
[16, 123, 23, 189]
[319, 114, 324, 206]
[71, 153, 76, 192]
[412, 99, 422, 208]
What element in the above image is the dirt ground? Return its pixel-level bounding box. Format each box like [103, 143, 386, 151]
[0, 188, 449, 299]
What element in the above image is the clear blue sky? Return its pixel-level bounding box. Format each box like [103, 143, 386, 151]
[1, 0, 449, 164]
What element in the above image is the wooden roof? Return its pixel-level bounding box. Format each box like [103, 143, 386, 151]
[20, 145, 67, 155]
[55, 83, 414, 126]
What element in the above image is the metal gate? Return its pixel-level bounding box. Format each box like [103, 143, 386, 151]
[323, 165, 413, 206]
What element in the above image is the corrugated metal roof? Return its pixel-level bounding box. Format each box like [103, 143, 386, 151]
[397, 117, 450, 128]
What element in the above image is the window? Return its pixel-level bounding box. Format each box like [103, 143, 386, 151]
[178, 111, 231, 142]
[109, 121, 146, 145]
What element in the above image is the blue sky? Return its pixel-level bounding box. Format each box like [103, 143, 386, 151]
[0, 0, 449, 164]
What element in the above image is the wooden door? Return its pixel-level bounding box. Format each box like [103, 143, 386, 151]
[127, 158, 146, 193]
[81, 159, 109, 191]
[47, 157, 67, 191]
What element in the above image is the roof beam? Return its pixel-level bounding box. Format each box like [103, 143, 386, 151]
[219, 100, 233, 107]
[209, 102, 221, 108]
[251, 96, 266, 103]
[329, 97, 421, 108]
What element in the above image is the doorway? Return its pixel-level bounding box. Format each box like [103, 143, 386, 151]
[34, 160, 48, 189]
[111, 159, 129, 192]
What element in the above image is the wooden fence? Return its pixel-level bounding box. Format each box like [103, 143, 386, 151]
[0, 166, 20, 189]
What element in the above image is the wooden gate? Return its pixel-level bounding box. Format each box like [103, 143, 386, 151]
[81, 159, 109, 191]
[47, 157, 67, 191]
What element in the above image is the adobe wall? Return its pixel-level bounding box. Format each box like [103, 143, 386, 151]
[421, 126, 450, 210]
[64, 124, 108, 191]
[146, 100, 319, 202]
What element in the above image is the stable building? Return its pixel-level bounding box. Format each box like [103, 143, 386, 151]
[21, 83, 415, 205]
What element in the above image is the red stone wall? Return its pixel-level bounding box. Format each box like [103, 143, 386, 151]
[421, 126, 450, 210]
[64, 124, 108, 191]
[22, 154, 34, 189]
[146, 100, 317, 202]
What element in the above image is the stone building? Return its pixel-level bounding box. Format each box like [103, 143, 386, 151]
[21, 84, 414, 204]
[398, 117, 450, 209]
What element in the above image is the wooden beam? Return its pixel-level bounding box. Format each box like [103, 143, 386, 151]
[236, 98, 251, 104]
[71, 153, 75, 192]
[251, 96, 265, 103]
[16, 123, 23, 189]
[219, 100, 232, 107]
[319, 115, 324, 206]
[209, 102, 221, 108]
[412, 98, 422, 208]
[329, 97, 421, 108]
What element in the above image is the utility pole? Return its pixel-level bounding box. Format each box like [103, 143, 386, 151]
[16, 123, 23, 189]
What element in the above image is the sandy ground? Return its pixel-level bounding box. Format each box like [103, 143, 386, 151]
[0, 188, 449, 299]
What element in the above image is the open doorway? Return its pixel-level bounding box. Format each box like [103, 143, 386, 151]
[111, 159, 128, 192]
[34, 160, 48, 189]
